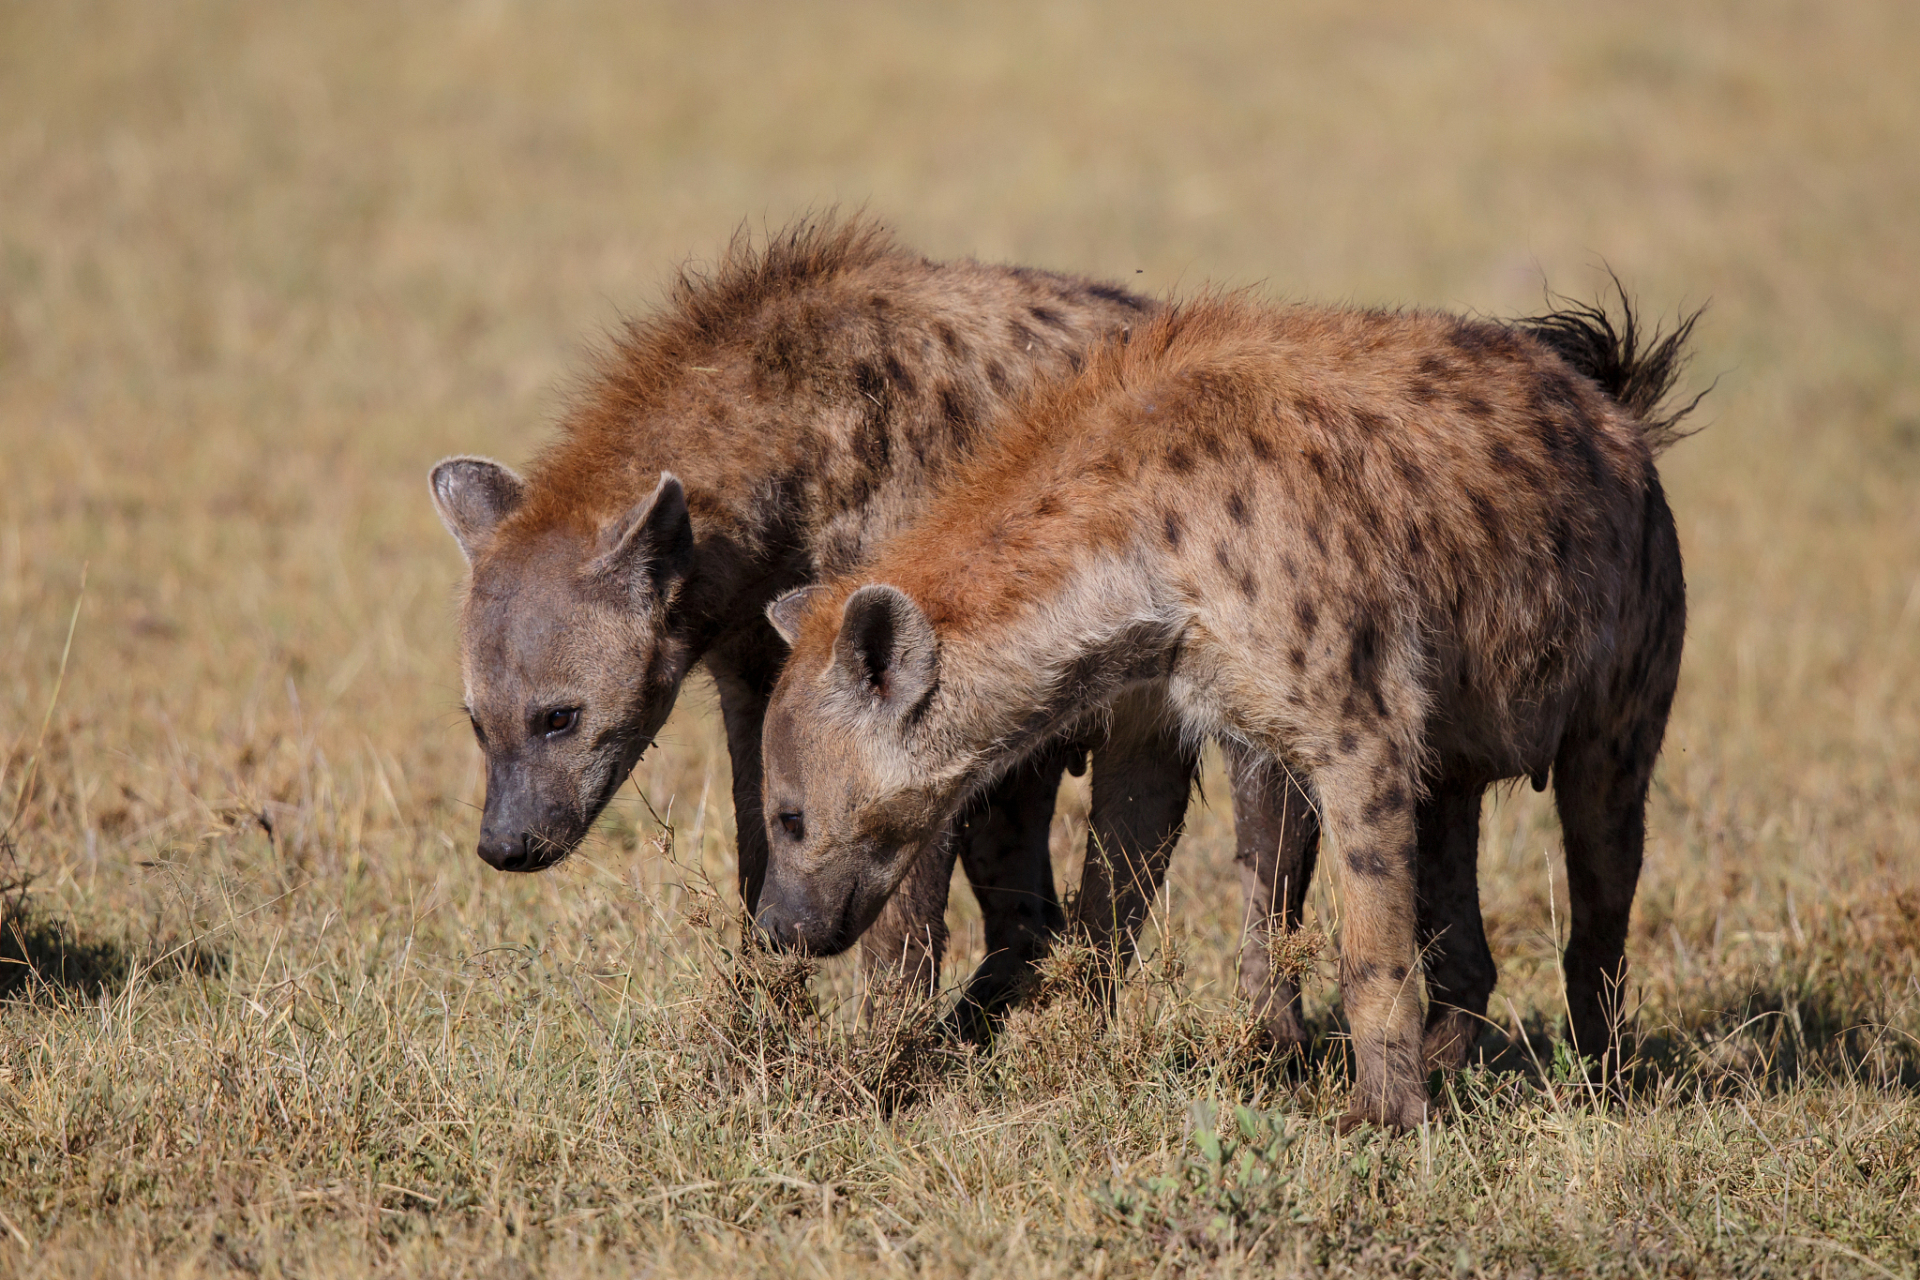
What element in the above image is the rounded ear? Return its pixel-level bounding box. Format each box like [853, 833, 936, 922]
[832, 584, 938, 717]
[430, 456, 526, 565]
[591, 472, 694, 604]
[766, 585, 823, 646]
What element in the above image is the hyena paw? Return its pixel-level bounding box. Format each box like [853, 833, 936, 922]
[1421, 1009, 1477, 1073]
[1337, 1086, 1430, 1135]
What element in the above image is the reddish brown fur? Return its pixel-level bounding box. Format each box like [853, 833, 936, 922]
[760, 292, 1691, 1131]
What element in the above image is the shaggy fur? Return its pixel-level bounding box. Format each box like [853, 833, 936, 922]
[757, 291, 1695, 1131]
[430, 214, 1213, 1024]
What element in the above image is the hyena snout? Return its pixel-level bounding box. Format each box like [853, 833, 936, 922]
[753, 871, 859, 958]
[476, 770, 583, 872]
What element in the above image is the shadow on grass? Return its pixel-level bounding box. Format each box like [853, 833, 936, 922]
[1, 870, 224, 1001]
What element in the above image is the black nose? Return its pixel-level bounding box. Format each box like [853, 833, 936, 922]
[477, 830, 534, 871]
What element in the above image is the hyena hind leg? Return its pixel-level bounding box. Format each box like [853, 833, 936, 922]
[1224, 744, 1322, 1054]
[1552, 726, 1662, 1073]
[1415, 782, 1496, 1073]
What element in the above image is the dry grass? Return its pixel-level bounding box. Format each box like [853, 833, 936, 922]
[3, 1, 1918, 1275]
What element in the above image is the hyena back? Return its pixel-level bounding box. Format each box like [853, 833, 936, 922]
[757, 292, 1693, 1131]
[429, 215, 1203, 1024]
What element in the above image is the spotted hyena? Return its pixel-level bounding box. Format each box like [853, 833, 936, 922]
[756, 291, 1697, 1130]
[429, 216, 1237, 1028]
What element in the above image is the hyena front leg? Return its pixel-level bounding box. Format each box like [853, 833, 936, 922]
[707, 642, 782, 917]
[1316, 745, 1427, 1133]
[943, 742, 1075, 1043]
[860, 837, 954, 1006]
[1415, 782, 1496, 1072]
[1224, 744, 1321, 1052]
[1072, 690, 1199, 1008]
[1552, 723, 1661, 1074]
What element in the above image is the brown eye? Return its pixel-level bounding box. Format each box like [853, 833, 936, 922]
[778, 811, 805, 841]
[544, 707, 579, 736]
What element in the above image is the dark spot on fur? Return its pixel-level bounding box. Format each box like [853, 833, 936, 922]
[986, 361, 1009, 395]
[883, 353, 916, 399]
[1295, 600, 1319, 635]
[1303, 449, 1330, 479]
[1029, 305, 1067, 329]
[935, 321, 961, 355]
[1409, 379, 1439, 404]
[1467, 490, 1502, 545]
[1306, 517, 1328, 555]
[1227, 490, 1250, 526]
[938, 384, 975, 447]
[1288, 646, 1306, 669]
[1363, 785, 1409, 824]
[1460, 394, 1494, 421]
[1165, 444, 1195, 474]
[1339, 731, 1359, 755]
[1293, 392, 1331, 425]
[1239, 572, 1258, 602]
[1346, 847, 1393, 878]
[1551, 518, 1575, 569]
[1353, 408, 1390, 438]
[1034, 494, 1058, 519]
[1215, 542, 1233, 572]
[1163, 510, 1183, 549]
[1198, 430, 1228, 461]
[1348, 618, 1389, 718]
[1248, 431, 1275, 462]
[1086, 283, 1147, 311]
[1418, 355, 1453, 382]
[1009, 320, 1036, 349]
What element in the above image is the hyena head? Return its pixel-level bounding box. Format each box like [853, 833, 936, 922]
[756, 584, 953, 955]
[430, 458, 694, 872]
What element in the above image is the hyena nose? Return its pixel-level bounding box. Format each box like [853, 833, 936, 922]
[476, 830, 533, 872]
[754, 906, 802, 953]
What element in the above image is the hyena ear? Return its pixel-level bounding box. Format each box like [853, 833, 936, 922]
[592, 472, 695, 605]
[765, 586, 823, 647]
[832, 585, 938, 719]
[430, 457, 526, 565]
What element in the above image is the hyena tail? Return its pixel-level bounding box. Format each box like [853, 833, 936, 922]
[1517, 278, 1709, 455]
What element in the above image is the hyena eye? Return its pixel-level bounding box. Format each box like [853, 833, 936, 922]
[777, 811, 805, 842]
[543, 707, 580, 736]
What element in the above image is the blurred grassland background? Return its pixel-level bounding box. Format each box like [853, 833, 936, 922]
[2, 2, 1918, 1276]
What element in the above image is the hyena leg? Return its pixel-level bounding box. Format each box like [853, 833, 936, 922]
[1415, 782, 1496, 1072]
[1072, 691, 1199, 1007]
[707, 644, 781, 917]
[1223, 743, 1321, 1052]
[859, 836, 955, 1006]
[1315, 747, 1427, 1133]
[943, 742, 1075, 1043]
[1552, 727, 1660, 1071]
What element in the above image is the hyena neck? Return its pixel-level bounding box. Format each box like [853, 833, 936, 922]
[903, 547, 1183, 796]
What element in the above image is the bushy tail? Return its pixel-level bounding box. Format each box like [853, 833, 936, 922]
[1517, 278, 1709, 455]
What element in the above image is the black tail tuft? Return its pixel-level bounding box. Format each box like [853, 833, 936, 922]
[1517, 274, 1709, 455]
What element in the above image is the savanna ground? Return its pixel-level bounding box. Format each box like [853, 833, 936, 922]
[3, 2, 1918, 1275]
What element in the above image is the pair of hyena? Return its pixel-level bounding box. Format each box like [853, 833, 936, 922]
[433, 216, 1695, 1131]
